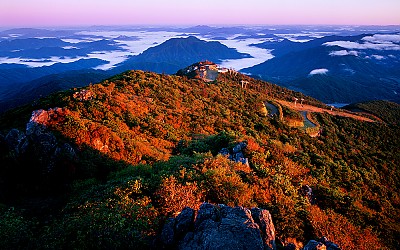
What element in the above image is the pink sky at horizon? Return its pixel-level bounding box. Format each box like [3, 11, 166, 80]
[1, 0, 399, 27]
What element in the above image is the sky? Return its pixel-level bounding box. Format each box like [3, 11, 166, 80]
[1, 0, 399, 27]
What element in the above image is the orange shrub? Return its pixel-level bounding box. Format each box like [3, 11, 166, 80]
[199, 156, 254, 207]
[155, 176, 203, 216]
[308, 205, 384, 250]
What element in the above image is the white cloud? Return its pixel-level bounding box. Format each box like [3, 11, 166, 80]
[274, 33, 312, 43]
[274, 31, 335, 43]
[329, 50, 358, 56]
[343, 68, 355, 74]
[0, 56, 84, 67]
[324, 40, 400, 50]
[62, 46, 78, 50]
[61, 38, 94, 43]
[202, 36, 274, 70]
[89, 50, 131, 70]
[309, 68, 329, 75]
[372, 55, 385, 60]
[362, 34, 400, 44]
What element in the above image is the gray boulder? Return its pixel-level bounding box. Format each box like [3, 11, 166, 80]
[232, 141, 247, 153]
[5, 129, 28, 155]
[302, 237, 340, 250]
[319, 237, 340, 250]
[219, 148, 230, 157]
[303, 240, 326, 250]
[160, 203, 276, 250]
[3, 108, 76, 175]
[180, 204, 264, 250]
[175, 207, 195, 238]
[219, 141, 250, 167]
[284, 243, 297, 250]
[161, 218, 176, 246]
[194, 202, 220, 228]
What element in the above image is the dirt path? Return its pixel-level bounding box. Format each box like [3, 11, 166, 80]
[275, 100, 376, 122]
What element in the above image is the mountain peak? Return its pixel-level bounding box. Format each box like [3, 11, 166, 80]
[185, 35, 201, 41]
[113, 36, 251, 74]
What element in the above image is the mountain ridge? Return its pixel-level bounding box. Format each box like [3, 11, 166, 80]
[0, 65, 399, 249]
[112, 36, 250, 74]
[243, 33, 400, 103]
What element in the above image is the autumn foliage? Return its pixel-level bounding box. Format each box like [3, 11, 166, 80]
[0, 69, 399, 249]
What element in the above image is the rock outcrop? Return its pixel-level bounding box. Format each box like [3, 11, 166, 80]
[73, 89, 94, 101]
[3, 109, 76, 175]
[27, 108, 68, 132]
[251, 207, 276, 250]
[303, 237, 340, 250]
[160, 203, 341, 250]
[160, 203, 276, 250]
[300, 185, 314, 204]
[5, 128, 28, 155]
[219, 141, 249, 166]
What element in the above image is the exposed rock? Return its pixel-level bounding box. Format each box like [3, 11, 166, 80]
[300, 185, 314, 204]
[180, 205, 264, 250]
[219, 148, 230, 157]
[73, 89, 94, 101]
[161, 218, 175, 246]
[92, 138, 109, 152]
[54, 143, 77, 165]
[218, 141, 249, 167]
[319, 237, 340, 250]
[251, 207, 276, 250]
[175, 207, 195, 239]
[232, 141, 247, 153]
[233, 151, 249, 165]
[235, 151, 244, 160]
[26, 109, 76, 173]
[259, 102, 268, 117]
[303, 237, 340, 250]
[284, 243, 297, 250]
[194, 202, 220, 228]
[160, 203, 276, 250]
[26, 108, 67, 135]
[3, 108, 76, 175]
[5, 129, 28, 155]
[303, 240, 326, 250]
[159, 204, 342, 250]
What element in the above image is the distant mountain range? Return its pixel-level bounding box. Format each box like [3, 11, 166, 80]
[242, 34, 400, 103]
[0, 38, 124, 59]
[0, 26, 400, 111]
[0, 36, 250, 112]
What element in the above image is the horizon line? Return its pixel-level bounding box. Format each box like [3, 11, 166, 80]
[1, 23, 400, 29]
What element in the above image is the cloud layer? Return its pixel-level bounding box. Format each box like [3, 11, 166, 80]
[329, 50, 359, 56]
[309, 68, 329, 75]
[324, 34, 400, 51]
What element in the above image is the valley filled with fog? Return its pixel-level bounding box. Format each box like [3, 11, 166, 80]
[0, 25, 399, 110]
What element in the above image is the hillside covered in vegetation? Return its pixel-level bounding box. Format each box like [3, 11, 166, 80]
[0, 69, 399, 249]
[344, 100, 400, 125]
